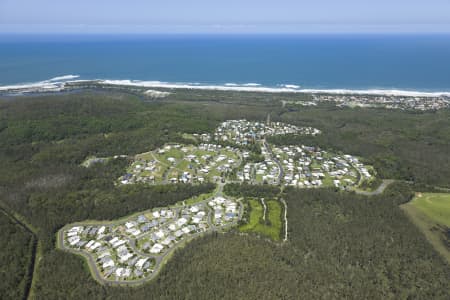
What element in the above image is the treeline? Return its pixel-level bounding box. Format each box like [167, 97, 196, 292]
[224, 183, 281, 199]
[32, 183, 450, 300]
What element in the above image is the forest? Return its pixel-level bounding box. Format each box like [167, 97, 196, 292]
[0, 210, 35, 300]
[0, 89, 449, 299]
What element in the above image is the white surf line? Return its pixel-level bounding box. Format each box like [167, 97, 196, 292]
[281, 199, 288, 242]
[97, 79, 450, 97]
[260, 198, 267, 222]
[3, 77, 450, 98]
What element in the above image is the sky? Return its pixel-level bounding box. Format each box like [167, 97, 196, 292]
[1, 0, 450, 34]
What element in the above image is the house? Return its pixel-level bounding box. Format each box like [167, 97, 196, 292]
[177, 218, 188, 227]
[135, 258, 149, 270]
[102, 258, 115, 269]
[150, 243, 164, 254]
[137, 215, 148, 223]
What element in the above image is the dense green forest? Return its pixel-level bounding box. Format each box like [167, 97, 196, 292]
[0, 90, 449, 299]
[0, 211, 34, 300]
[224, 183, 281, 199]
[30, 184, 450, 299]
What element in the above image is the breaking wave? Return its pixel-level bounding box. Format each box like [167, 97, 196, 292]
[1, 76, 450, 97]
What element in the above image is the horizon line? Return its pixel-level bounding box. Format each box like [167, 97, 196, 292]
[2, 23, 450, 35]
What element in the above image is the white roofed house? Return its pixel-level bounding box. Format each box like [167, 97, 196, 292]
[68, 236, 80, 246]
[192, 216, 202, 224]
[125, 221, 137, 229]
[135, 258, 149, 270]
[102, 258, 115, 269]
[177, 217, 188, 227]
[150, 243, 164, 254]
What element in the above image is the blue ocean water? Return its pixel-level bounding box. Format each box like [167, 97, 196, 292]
[1, 34, 450, 91]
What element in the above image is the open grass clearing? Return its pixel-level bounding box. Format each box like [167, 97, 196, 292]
[401, 193, 450, 264]
[239, 199, 282, 241]
[411, 193, 450, 226]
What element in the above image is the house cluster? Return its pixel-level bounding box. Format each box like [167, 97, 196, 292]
[119, 143, 241, 185]
[119, 159, 160, 184]
[165, 143, 240, 184]
[64, 224, 154, 281]
[312, 94, 450, 111]
[137, 204, 210, 255]
[343, 154, 372, 181]
[239, 143, 280, 184]
[272, 145, 365, 188]
[114, 119, 374, 191]
[63, 195, 241, 283]
[208, 196, 240, 225]
[239, 159, 280, 185]
[214, 120, 320, 145]
[237, 144, 373, 189]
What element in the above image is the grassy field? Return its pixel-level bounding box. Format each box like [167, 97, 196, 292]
[175, 190, 217, 206]
[401, 193, 450, 264]
[239, 199, 282, 241]
[266, 200, 282, 235]
[411, 193, 450, 226]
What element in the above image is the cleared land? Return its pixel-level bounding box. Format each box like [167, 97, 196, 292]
[239, 199, 282, 241]
[401, 193, 450, 264]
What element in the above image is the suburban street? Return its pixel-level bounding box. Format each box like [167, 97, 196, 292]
[57, 188, 243, 286]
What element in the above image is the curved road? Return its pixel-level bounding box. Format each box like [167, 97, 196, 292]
[353, 179, 395, 196]
[263, 139, 283, 183]
[57, 191, 243, 286]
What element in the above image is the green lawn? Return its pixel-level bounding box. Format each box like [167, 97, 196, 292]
[412, 193, 450, 226]
[401, 193, 450, 264]
[322, 175, 334, 187]
[267, 200, 282, 236]
[135, 151, 155, 161]
[255, 174, 264, 183]
[240, 199, 263, 230]
[181, 133, 198, 142]
[180, 192, 216, 206]
[239, 199, 282, 241]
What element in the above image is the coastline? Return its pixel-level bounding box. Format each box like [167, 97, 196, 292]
[1, 75, 450, 98]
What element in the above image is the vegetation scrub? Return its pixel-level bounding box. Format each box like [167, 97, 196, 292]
[0, 205, 37, 300]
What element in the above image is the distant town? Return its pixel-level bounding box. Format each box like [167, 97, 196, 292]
[3, 80, 449, 112]
[310, 94, 450, 111]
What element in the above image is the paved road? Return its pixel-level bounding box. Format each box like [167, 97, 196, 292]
[262, 139, 283, 184]
[280, 199, 288, 242]
[57, 190, 243, 286]
[353, 179, 395, 196]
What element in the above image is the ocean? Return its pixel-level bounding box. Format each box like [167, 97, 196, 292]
[1, 34, 450, 93]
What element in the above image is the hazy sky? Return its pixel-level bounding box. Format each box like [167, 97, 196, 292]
[1, 0, 450, 34]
